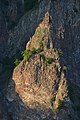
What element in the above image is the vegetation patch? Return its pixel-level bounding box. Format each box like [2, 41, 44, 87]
[51, 95, 55, 106]
[45, 57, 53, 64]
[40, 41, 44, 51]
[22, 49, 32, 61]
[31, 47, 37, 54]
[57, 99, 63, 109]
[56, 49, 63, 57]
[44, 28, 48, 36]
[14, 44, 44, 66]
[14, 40, 53, 67]
[14, 59, 20, 66]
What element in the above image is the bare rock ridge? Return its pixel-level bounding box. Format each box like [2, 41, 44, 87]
[0, 0, 80, 120]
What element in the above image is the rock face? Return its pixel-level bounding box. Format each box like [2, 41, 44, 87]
[0, 0, 24, 58]
[13, 12, 68, 110]
[12, 1, 80, 119]
[0, 0, 80, 120]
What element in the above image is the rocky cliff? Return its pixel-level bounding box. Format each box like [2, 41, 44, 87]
[0, 0, 80, 120]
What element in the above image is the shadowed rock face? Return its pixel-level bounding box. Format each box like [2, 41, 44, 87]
[0, 0, 24, 58]
[0, 0, 80, 120]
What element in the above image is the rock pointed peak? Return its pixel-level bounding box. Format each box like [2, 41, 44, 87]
[26, 11, 53, 50]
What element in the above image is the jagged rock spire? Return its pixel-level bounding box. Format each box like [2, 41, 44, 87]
[26, 11, 53, 50]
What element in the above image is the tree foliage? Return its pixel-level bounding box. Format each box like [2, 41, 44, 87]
[22, 50, 31, 61]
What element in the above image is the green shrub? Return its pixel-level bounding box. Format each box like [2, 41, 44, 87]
[31, 47, 37, 54]
[50, 96, 55, 106]
[57, 99, 63, 109]
[14, 59, 20, 66]
[51, 96, 55, 106]
[45, 57, 53, 64]
[40, 41, 44, 51]
[51, 96, 55, 102]
[36, 48, 43, 53]
[56, 49, 63, 57]
[22, 49, 31, 61]
[58, 50, 63, 56]
[44, 28, 48, 36]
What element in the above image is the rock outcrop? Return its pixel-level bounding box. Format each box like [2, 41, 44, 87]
[0, 0, 80, 120]
[11, 1, 80, 119]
